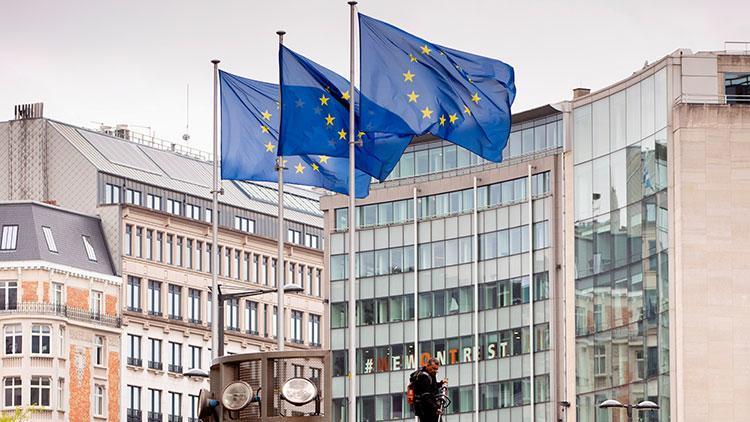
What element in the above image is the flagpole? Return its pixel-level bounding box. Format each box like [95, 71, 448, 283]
[528, 164, 535, 422]
[473, 177, 479, 422]
[210, 59, 221, 360]
[276, 30, 287, 352]
[347, 2, 358, 422]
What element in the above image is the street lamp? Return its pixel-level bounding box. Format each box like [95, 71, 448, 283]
[599, 399, 660, 422]
[214, 284, 304, 356]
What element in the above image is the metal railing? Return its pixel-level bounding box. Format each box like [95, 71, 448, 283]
[724, 41, 750, 54]
[0, 302, 121, 328]
[126, 409, 142, 422]
[148, 361, 163, 370]
[124, 130, 213, 162]
[674, 94, 750, 105]
[168, 364, 183, 373]
[128, 357, 143, 367]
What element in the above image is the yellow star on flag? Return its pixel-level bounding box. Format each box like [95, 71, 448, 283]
[312, 163, 320, 171]
[421, 45, 431, 55]
[449, 113, 459, 124]
[409, 53, 418, 63]
[407, 90, 420, 103]
[403, 70, 415, 82]
[261, 110, 272, 121]
[295, 163, 305, 174]
[319, 155, 330, 164]
[260, 124, 270, 134]
[358, 131, 366, 139]
[338, 128, 347, 140]
[325, 114, 335, 126]
[421, 106, 434, 119]
[439, 115, 446, 126]
[264, 142, 275, 152]
[463, 105, 471, 115]
[281, 158, 288, 167]
[319, 95, 330, 106]
[471, 93, 481, 104]
[342, 91, 351, 101]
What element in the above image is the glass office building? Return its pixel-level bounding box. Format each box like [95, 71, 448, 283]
[322, 106, 564, 422]
[572, 66, 670, 422]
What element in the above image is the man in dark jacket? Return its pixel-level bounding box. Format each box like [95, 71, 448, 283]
[413, 358, 446, 422]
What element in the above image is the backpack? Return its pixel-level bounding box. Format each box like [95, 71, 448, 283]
[406, 369, 422, 405]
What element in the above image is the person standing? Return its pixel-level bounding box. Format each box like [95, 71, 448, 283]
[412, 358, 447, 422]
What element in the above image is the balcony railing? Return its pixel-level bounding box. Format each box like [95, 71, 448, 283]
[147, 412, 163, 422]
[128, 357, 143, 367]
[168, 416, 183, 422]
[148, 361, 163, 370]
[168, 364, 183, 373]
[127, 409, 142, 422]
[188, 318, 202, 325]
[0, 302, 121, 328]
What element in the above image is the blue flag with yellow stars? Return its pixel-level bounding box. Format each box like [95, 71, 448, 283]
[220, 70, 371, 198]
[278, 44, 412, 181]
[358, 14, 516, 163]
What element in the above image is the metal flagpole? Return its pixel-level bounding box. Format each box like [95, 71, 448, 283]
[347, 3, 358, 422]
[472, 177, 479, 421]
[528, 164, 535, 422]
[412, 186, 419, 422]
[210, 59, 221, 360]
[276, 30, 287, 351]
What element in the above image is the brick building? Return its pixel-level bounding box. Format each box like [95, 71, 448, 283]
[0, 201, 121, 421]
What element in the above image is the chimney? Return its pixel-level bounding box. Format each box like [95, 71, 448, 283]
[14, 103, 44, 120]
[572, 88, 591, 99]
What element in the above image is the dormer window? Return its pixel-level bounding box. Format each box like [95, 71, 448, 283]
[42, 227, 58, 253]
[82, 236, 97, 261]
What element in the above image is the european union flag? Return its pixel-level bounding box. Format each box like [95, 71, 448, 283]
[220, 70, 371, 198]
[278, 45, 412, 181]
[358, 14, 516, 163]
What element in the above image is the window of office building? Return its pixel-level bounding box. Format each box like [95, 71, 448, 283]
[149, 338, 162, 370]
[234, 216, 255, 233]
[126, 188, 142, 205]
[94, 335, 105, 366]
[128, 276, 142, 311]
[188, 288, 201, 323]
[105, 183, 120, 204]
[31, 324, 51, 354]
[0, 225, 18, 251]
[4, 324, 22, 355]
[3, 377, 21, 407]
[148, 280, 162, 316]
[42, 226, 57, 253]
[166, 199, 181, 216]
[128, 334, 142, 366]
[94, 384, 105, 416]
[308, 314, 321, 347]
[168, 285, 182, 319]
[169, 342, 182, 373]
[0, 281, 17, 311]
[245, 301, 259, 335]
[147, 194, 162, 211]
[30, 376, 51, 407]
[291, 310, 303, 343]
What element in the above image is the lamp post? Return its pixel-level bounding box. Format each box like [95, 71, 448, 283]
[214, 284, 304, 356]
[599, 399, 660, 422]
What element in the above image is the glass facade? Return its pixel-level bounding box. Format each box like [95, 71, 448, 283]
[329, 112, 560, 421]
[384, 116, 562, 181]
[573, 68, 669, 422]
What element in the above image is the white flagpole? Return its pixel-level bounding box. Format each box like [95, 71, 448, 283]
[528, 164, 535, 422]
[413, 186, 419, 422]
[347, 2, 358, 422]
[276, 30, 287, 351]
[473, 177, 479, 421]
[210, 59, 221, 360]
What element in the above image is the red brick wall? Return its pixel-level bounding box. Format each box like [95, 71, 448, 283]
[108, 351, 120, 422]
[105, 294, 118, 316]
[21, 281, 38, 302]
[67, 286, 89, 311]
[42, 281, 49, 303]
[69, 346, 91, 421]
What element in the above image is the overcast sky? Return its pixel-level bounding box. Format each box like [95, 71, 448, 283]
[1, 0, 746, 153]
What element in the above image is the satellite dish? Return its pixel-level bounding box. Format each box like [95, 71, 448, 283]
[198, 388, 217, 419]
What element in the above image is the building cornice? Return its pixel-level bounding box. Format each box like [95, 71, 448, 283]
[0, 260, 121, 285]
